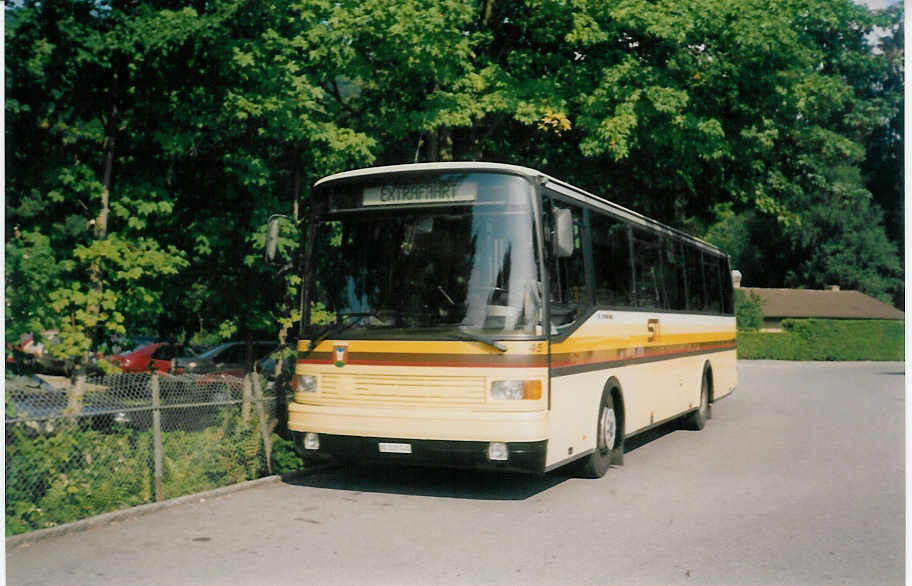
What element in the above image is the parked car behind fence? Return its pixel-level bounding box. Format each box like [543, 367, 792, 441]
[109, 342, 206, 374]
[174, 341, 278, 378]
[6, 372, 245, 432]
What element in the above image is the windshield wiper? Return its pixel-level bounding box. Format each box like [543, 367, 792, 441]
[303, 312, 381, 354]
[446, 326, 508, 353]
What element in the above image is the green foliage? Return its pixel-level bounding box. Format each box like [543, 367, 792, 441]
[5, 230, 65, 346]
[45, 234, 188, 358]
[216, 320, 240, 342]
[5, 423, 152, 534]
[738, 320, 904, 361]
[94, 358, 124, 375]
[270, 434, 306, 474]
[735, 289, 765, 332]
[5, 0, 904, 348]
[310, 301, 336, 326]
[188, 329, 228, 348]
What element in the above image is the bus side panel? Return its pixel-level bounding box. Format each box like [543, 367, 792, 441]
[709, 348, 738, 401]
[547, 351, 734, 470]
[547, 312, 737, 469]
[548, 351, 722, 469]
[621, 355, 716, 434]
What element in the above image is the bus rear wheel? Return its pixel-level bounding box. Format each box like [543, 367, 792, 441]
[683, 372, 710, 431]
[576, 391, 623, 478]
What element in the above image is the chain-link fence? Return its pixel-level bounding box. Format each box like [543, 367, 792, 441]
[5, 371, 293, 536]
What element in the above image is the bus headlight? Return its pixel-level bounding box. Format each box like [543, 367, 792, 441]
[296, 375, 317, 393]
[490, 380, 542, 400]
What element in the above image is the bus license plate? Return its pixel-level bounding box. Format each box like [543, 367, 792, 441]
[378, 442, 412, 454]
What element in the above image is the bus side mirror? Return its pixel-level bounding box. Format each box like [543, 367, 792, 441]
[265, 216, 280, 262]
[553, 208, 574, 258]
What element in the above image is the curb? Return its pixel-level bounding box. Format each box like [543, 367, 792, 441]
[6, 462, 339, 549]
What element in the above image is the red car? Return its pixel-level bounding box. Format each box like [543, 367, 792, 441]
[110, 342, 203, 373]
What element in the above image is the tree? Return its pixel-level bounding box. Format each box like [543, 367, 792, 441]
[6, 1, 190, 361]
[862, 4, 904, 268]
[6, 0, 903, 361]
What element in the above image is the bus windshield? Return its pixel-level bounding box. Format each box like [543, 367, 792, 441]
[308, 172, 543, 340]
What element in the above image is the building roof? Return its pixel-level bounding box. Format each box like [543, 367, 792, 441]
[740, 287, 904, 320]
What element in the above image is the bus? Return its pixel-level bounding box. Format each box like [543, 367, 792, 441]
[276, 162, 736, 477]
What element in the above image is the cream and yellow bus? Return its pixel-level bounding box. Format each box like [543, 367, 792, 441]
[281, 162, 736, 477]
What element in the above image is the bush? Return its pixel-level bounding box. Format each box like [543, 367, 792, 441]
[735, 289, 765, 331]
[738, 319, 903, 361]
[270, 433, 305, 474]
[5, 409, 269, 536]
[5, 423, 153, 535]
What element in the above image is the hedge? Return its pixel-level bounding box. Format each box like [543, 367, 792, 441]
[737, 319, 904, 361]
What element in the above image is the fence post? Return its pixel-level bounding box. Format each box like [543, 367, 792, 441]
[251, 373, 273, 474]
[241, 374, 252, 423]
[275, 371, 289, 439]
[151, 372, 164, 502]
[273, 358, 288, 438]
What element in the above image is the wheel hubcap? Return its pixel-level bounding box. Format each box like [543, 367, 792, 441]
[600, 406, 617, 451]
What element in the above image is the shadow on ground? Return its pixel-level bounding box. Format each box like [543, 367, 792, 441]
[283, 419, 692, 500]
[623, 418, 682, 453]
[284, 462, 571, 500]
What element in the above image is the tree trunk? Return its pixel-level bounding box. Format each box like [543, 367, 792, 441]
[95, 73, 118, 241]
[439, 127, 454, 161]
[426, 130, 439, 162]
[481, 0, 496, 27]
[64, 373, 86, 416]
[88, 73, 119, 353]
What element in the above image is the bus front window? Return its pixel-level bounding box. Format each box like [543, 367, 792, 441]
[308, 173, 543, 340]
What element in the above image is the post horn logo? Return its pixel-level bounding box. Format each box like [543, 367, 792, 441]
[333, 344, 349, 368]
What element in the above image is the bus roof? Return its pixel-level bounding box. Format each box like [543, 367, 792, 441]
[314, 162, 728, 257]
[313, 162, 545, 186]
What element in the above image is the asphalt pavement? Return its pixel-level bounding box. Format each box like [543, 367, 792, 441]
[5, 361, 905, 586]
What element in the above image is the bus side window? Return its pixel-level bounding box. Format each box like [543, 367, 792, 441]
[591, 213, 633, 307]
[719, 255, 735, 314]
[632, 227, 664, 310]
[663, 238, 687, 311]
[702, 253, 722, 313]
[545, 198, 588, 326]
[684, 244, 705, 311]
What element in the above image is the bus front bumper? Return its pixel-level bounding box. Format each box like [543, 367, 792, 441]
[292, 432, 548, 474]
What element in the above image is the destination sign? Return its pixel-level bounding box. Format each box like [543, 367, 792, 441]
[363, 182, 477, 206]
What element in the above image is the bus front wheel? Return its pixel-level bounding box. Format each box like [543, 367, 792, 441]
[576, 391, 623, 478]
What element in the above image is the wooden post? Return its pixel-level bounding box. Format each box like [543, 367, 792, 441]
[151, 372, 163, 502]
[241, 374, 252, 423]
[274, 356, 288, 438]
[251, 373, 272, 474]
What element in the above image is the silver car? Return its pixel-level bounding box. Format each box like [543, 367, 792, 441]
[173, 341, 277, 377]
